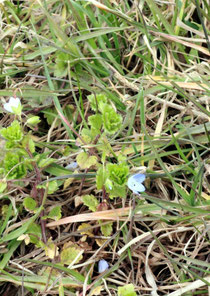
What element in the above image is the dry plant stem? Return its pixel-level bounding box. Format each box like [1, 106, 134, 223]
[26, 148, 47, 244]
[78, 168, 88, 196]
[102, 186, 107, 200]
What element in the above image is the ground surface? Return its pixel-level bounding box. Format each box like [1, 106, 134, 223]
[0, 1, 209, 295]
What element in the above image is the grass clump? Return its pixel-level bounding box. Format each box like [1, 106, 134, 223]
[0, 1, 209, 295]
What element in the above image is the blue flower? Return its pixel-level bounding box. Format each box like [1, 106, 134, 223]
[66, 162, 78, 170]
[127, 173, 146, 194]
[98, 259, 109, 273]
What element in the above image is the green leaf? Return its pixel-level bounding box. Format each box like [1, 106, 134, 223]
[28, 137, 35, 154]
[60, 244, 83, 265]
[101, 104, 122, 134]
[26, 223, 41, 246]
[88, 114, 102, 131]
[0, 120, 23, 142]
[96, 136, 114, 161]
[82, 195, 99, 212]
[108, 184, 126, 199]
[26, 116, 41, 126]
[54, 52, 71, 78]
[48, 206, 62, 221]
[78, 223, 94, 237]
[89, 114, 103, 138]
[12, 103, 22, 116]
[22, 135, 35, 153]
[118, 284, 137, 296]
[76, 152, 98, 169]
[97, 164, 129, 198]
[4, 141, 17, 149]
[87, 93, 108, 111]
[96, 166, 107, 190]
[4, 152, 27, 179]
[105, 162, 129, 198]
[104, 178, 113, 191]
[80, 128, 92, 144]
[107, 163, 129, 186]
[43, 105, 73, 128]
[23, 197, 37, 212]
[37, 180, 59, 194]
[48, 180, 59, 194]
[100, 222, 113, 237]
[43, 107, 59, 126]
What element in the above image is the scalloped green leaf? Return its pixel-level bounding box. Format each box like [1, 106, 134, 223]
[108, 184, 126, 199]
[4, 152, 27, 179]
[0, 120, 23, 142]
[82, 195, 99, 212]
[48, 206, 62, 221]
[23, 197, 37, 212]
[37, 180, 59, 194]
[88, 114, 102, 131]
[87, 93, 108, 111]
[100, 222, 113, 237]
[101, 104, 122, 134]
[118, 284, 137, 296]
[107, 163, 129, 186]
[76, 152, 98, 169]
[60, 245, 83, 265]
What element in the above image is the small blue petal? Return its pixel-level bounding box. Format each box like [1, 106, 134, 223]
[98, 259, 109, 273]
[132, 173, 145, 183]
[66, 162, 78, 170]
[127, 173, 146, 194]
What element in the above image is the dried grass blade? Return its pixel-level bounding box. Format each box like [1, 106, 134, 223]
[151, 31, 210, 56]
[47, 207, 133, 227]
[166, 275, 210, 296]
